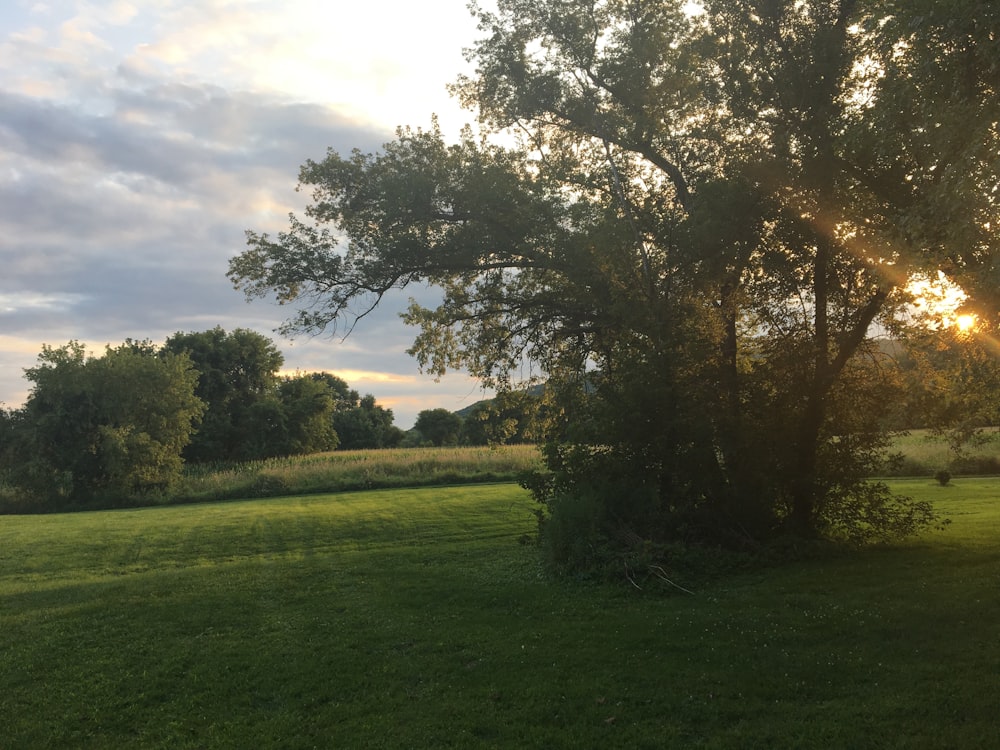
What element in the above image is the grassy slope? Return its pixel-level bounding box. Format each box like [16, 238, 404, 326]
[2, 479, 999, 748]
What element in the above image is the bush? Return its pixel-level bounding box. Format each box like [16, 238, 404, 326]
[526, 443, 668, 577]
[818, 481, 940, 545]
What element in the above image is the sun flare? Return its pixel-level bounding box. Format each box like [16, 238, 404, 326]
[956, 314, 977, 332]
[907, 271, 970, 330]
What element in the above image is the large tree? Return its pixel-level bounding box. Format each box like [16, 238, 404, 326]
[1, 341, 204, 505]
[230, 0, 997, 560]
[414, 408, 464, 446]
[274, 374, 341, 455]
[163, 327, 286, 461]
[331, 391, 403, 450]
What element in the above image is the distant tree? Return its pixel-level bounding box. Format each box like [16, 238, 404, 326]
[0, 405, 23, 500]
[461, 391, 541, 445]
[460, 402, 493, 446]
[276, 374, 340, 454]
[1, 341, 203, 504]
[894, 327, 1000, 451]
[162, 327, 285, 461]
[332, 392, 403, 449]
[307, 371, 354, 405]
[415, 408, 463, 447]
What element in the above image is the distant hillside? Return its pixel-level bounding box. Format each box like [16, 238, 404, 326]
[452, 383, 547, 419]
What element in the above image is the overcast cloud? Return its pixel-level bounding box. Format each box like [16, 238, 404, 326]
[0, 0, 489, 428]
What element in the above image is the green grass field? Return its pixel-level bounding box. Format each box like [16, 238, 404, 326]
[2, 478, 999, 748]
[0, 445, 544, 513]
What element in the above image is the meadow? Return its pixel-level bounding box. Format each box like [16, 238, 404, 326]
[175, 427, 998, 502]
[0, 444, 543, 513]
[123, 427, 1000, 508]
[2, 477, 999, 748]
[3, 429, 994, 514]
[880, 428, 1000, 477]
[169, 444, 543, 505]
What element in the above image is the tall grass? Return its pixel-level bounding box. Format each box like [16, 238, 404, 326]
[880, 428, 1000, 477]
[170, 444, 543, 503]
[2, 429, 995, 514]
[168, 430, 999, 501]
[0, 445, 542, 513]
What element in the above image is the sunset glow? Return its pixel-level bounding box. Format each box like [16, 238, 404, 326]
[956, 313, 977, 332]
[907, 271, 970, 329]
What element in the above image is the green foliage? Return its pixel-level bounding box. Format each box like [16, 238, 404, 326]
[414, 408, 463, 446]
[816, 480, 940, 545]
[0, 331, 410, 509]
[1, 342, 203, 506]
[163, 327, 285, 461]
[460, 390, 544, 446]
[331, 392, 402, 449]
[892, 328, 1000, 459]
[275, 374, 340, 454]
[230, 0, 998, 569]
[163, 328, 399, 459]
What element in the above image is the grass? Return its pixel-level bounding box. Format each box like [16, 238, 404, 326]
[3, 478, 1000, 748]
[172, 444, 542, 502]
[3, 430, 991, 514]
[0, 444, 543, 513]
[881, 428, 1000, 477]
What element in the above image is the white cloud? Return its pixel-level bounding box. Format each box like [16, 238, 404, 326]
[0, 291, 90, 313]
[0, 0, 490, 427]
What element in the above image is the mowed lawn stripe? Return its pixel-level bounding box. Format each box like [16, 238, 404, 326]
[2, 481, 999, 748]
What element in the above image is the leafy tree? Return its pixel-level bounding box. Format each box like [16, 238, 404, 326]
[307, 371, 354, 405]
[1, 342, 203, 504]
[163, 327, 285, 461]
[461, 390, 543, 445]
[275, 374, 341, 455]
[414, 408, 463, 447]
[294, 371, 402, 450]
[460, 402, 498, 446]
[332, 392, 403, 449]
[230, 0, 996, 565]
[893, 326, 1000, 469]
[163, 329, 401, 458]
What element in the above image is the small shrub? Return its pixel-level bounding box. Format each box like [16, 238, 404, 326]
[935, 470, 952, 487]
[818, 481, 940, 544]
[539, 485, 608, 575]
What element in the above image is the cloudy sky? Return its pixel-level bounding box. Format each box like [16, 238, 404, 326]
[0, 0, 491, 429]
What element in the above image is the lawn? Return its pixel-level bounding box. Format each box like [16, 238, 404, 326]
[2, 479, 999, 748]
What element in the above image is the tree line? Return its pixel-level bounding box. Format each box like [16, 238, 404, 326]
[0, 326, 543, 510]
[0, 328, 400, 507]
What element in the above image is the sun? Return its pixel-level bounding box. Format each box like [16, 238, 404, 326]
[955, 313, 977, 332]
[907, 272, 970, 330]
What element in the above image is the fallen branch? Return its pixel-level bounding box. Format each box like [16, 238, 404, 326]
[649, 565, 695, 595]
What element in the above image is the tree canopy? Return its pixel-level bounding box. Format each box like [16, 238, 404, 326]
[414, 408, 464, 446]
[0, 341, 204, 504]
[163, 327, 286, 462]
[0, 331, 403, 510]
[230, 0, 998, 565]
